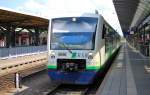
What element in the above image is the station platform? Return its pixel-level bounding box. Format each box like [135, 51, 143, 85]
[0, 53, 47, 77]
[0, 52, 47, 94]
[96, 43, 150, 95]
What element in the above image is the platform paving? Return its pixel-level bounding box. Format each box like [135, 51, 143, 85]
[0, 53, 47, 77]
[96, 43, 150, 95]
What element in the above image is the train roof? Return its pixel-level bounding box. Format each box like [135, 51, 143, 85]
[50, 13, 101, 19]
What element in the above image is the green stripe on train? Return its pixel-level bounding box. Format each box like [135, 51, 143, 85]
[48, 65, 100, 70]
[86, 66, 100, 70]
[47, 65, 57, 69]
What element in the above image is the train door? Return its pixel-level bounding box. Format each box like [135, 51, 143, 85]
[100, 24, 106, 65]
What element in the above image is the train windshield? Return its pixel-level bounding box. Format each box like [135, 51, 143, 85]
[51, 17, 98, 50]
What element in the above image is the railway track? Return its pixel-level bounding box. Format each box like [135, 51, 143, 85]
[0, 66, 47, 94]
[0, 53, 47, 94]
[0, 74, 15, 94]
[47, 84, 91, 95]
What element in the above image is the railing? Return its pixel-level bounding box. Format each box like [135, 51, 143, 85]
[0, 45, 47, 59]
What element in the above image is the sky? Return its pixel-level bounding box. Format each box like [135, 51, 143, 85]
[0, 0, 123, 36]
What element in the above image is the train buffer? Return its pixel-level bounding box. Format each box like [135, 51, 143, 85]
[96, 43, 150, 95]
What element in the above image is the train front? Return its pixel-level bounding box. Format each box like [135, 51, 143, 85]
[48, 16, 99, 84]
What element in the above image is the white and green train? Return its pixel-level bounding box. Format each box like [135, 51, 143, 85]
[47, 13, 121, 84]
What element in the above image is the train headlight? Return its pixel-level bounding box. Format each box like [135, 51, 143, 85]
[88, 53, 93, 59]
[50, 52, 55, 59]
[51, 55, 55, 59]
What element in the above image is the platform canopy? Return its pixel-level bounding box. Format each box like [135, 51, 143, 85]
[130, 0, 150, 27]
[0, 8, 49, 29]
[113, 0, 150, 35]
[113, 0, 139, 34]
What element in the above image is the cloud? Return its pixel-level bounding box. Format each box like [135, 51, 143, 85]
[16, 0, 97, 17]
[92, 0, 122, 35]
[16, 0, 48, 17]
[15, 0, 123, 35]
[46, 0, 98, 17]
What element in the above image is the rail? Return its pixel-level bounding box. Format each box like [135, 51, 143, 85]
[47, 85, 90, 95]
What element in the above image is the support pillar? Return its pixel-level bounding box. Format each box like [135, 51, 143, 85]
[5, 25, 16, 48]
[28, 30, 34, 45]
[6, 26, 11, 48]
[11, 27, 16, 47]
[35, 28, 40, 46]
[18, 36, 22, 46]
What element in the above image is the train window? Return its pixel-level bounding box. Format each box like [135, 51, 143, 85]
[51, 17, 98, 50]
[102, 25, 106, 39]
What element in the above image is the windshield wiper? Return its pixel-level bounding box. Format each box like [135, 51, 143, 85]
[60, 42, 73, 54]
